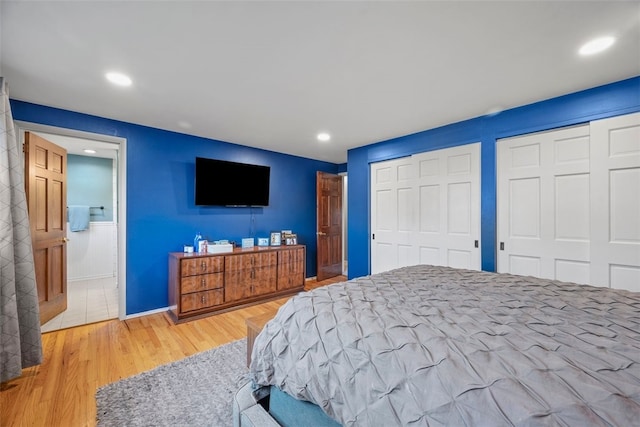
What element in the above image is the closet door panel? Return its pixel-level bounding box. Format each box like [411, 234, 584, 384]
[370, 157, 417, 274]
[414, 143, 480, 270]
[418, 246, 440, 265]
[590, 112, 640, 291]
[497, 125, 590, 282]
[418, 185, 440, 232]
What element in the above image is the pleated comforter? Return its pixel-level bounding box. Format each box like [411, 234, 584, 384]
[249, 265, 640, 426]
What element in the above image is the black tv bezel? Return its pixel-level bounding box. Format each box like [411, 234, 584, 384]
[194, 157, 270, 207]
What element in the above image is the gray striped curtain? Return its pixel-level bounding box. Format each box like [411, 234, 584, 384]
[0, 77, 42, 383]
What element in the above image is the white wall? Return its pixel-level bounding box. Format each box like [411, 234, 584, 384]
[67, 222, 117, 281]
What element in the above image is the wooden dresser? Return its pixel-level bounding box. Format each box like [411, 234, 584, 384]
[168, 245, 305, 322]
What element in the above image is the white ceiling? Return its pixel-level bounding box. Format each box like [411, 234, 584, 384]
[31, 131, 119, 160]
[2, 1, 639, 164]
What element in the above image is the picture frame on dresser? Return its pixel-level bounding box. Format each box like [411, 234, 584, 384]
[270, 231, 281, 246]
[284, 234, 297, 245]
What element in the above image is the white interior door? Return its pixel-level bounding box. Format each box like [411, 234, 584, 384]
[413, 143, 480, 269]
[371, 143, 481, 274]
[590, 112, 640, 291]
[370, 156, 417, 274]
[497, 125, 591, 282]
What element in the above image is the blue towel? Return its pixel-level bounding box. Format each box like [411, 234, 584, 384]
[68, 205, 90, 232]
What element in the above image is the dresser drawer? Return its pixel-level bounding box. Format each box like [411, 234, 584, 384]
[277, 271, 304, 290]
[181, 256, 224, 277]
[278, 247, 305, 266]
[181, 289, 224, 313]
[225, 266, 276, 286]
[225, 252, 277, 271]
[181, 272, 224, 294]
[225, 266, 277, 302]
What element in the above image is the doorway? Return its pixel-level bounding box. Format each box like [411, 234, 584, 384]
[316, 172, 342, 281]
[16, 121, 127, 331]
[316, 171, 349, 281]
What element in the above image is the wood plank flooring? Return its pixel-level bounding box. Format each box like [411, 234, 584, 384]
[0, 276, 345, 427]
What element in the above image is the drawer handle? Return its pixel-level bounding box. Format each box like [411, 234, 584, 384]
[201, 295, 206, 304]
[201, 278, 206, 288]
[200, 261, 207, 271]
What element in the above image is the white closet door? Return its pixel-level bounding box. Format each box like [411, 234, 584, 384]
[370, 157, 417, 274]
[590, 112, 640, 291]
[413, 143, 480, 269]
[497, 125, 591, 283]
[370, 143, 481, 274]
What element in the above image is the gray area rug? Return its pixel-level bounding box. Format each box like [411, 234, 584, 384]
[96, 338, 248, 426]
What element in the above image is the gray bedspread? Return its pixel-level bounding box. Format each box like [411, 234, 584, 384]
[249, 265, 640, 426]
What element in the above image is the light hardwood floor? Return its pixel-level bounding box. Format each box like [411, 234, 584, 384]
[0, 276, 345, 427]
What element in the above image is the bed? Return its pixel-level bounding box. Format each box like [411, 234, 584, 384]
[233, 265, 640, 426]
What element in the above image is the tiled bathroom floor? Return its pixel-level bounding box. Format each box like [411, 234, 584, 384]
[41, 277, 119, 333]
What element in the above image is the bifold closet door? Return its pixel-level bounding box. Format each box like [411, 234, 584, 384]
[370, 157, 417, 274]
[370, 143, 480, 274]
[497, 125, 591, 283]
[497, 112, 640, 291]
[413, 144, 480, 270]
[590, 112, 640, 292]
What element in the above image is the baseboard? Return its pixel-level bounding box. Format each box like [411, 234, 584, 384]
[305, 276, 317, 282]
[124, 306, 170, 320]
[68, 274, 116, 282]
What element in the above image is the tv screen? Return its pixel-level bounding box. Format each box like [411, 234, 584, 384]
[195, 157, 270, 206]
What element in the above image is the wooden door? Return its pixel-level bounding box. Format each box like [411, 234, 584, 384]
[316, 172, 343, 281]
[24, 132, 68, 325]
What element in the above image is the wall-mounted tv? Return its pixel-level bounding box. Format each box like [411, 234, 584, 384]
[195, 157, 270, 206]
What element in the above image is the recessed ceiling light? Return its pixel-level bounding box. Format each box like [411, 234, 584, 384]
[83, 149, 96, 154]
[317, 132, 331, 142]
[579, 36, 615, 56]
[485, 106, 504, 117]
[105, 71, 132, 87]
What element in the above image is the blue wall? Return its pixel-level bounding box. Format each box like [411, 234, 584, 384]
[11, 100, 339, 315]
[347, 76, 640, 279]
[67, 154, 114, 221]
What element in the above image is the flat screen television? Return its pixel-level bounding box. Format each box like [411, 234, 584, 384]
[195, 157, 270, 206]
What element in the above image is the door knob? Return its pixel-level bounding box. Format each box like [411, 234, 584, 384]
[317, 231, 326, 236]
[62, 237, 70, 243]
